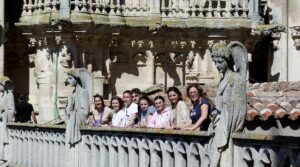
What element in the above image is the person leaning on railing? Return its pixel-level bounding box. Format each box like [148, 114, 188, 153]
[147, 96, 172, 129]
[88, 94, 113, 127]
[134, 96, 156, 128]
[167, 86, 191, 130]
[111, 96, 127, 127]
[15, 94, 37, 124]
[182, 84, 210, 131]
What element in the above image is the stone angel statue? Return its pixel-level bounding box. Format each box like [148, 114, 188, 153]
[65, 68, 93, 145]
[0, 76, 15, 161]
[207, 41, 247, 167]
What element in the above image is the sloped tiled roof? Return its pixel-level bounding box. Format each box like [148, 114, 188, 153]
[246, 81, 300, 121]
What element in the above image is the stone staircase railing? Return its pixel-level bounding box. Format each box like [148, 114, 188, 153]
[6, 123, 300, 167]
[19, 0, 257, 27]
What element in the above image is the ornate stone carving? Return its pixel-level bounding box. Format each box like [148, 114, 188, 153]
[65, 68, 93, 144]
[65, 68, 93, 166]
[291, 26, 300, 50]
[132, 52, 147, 66]
[59, 45, 72, 68]
[186, 53, 195, 70]
[262, 26, 285, 51]
[208, 41, 247, 167]
[0, 76, 15, 161]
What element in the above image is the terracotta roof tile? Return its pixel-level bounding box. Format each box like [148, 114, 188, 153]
[245, 80, 300, 121]
[246, 104, 258, 121]
[289, 108, 300, 120]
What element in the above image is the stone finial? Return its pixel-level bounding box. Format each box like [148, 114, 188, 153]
[291, 26, 300, 50]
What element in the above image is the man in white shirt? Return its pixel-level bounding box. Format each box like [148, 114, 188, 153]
[123, 90, 138, 127]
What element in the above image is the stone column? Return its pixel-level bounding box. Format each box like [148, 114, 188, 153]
[146, 50, 155, 86]
[35, 47, 55, 123]
[28, 36, 56, 123]
[0, 0, 4, 76]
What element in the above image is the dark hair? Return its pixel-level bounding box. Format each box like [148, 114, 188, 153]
[93, 94, 105, 109]
[186, 84, 203, 98]
[167, 86, 183, 101]
[110, 96, 124, 110]
[154, 95, 165, 102]
[131, 88, 142, 95]
[18, 94, 27, 101]
[123, 90, 132, 96]
[138, 96, 153, 106]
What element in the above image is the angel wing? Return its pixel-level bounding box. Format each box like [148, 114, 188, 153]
[227, 41, 248, 82]
[78, 68, 94, 105]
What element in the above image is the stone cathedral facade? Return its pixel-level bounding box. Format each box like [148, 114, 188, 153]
[2, 0, 300, 123]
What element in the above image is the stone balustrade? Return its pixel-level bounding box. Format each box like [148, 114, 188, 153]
[18, 0, 256, 28]
[6, 123, 300, 167]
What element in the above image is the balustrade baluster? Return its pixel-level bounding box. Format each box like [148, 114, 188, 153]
[108, 137, 118, 167]
[128, 138, 139, 167]
[214, 0, 221, 17]
[94, 0, 101, 13]
[109, 0, 115, 15]
[21, 0, 28, 16]
[242, 0, 248, 17]
[81, 0, 88, 12]
[116, 0, 121, 15]
[150, 141, 162, 167]
[161, 0, 166, 17]
[225, 0, 232, 18]
[233, 0, 239, 17]
[28, 135, 33, 167]
[37, 0, 43, 14]
[24, 136, 28, 166]
[125, 0, 132, 16]
[198, 0, 204, 17]
[32, 0, 38, 14]
[206, 0, 212, 18]
[44, 0, 51, 12]
[28, 0, 33, 15]
[60, 135, 66, 167]
[52, 0, 58, 11]
[34, 138, 40, 167]
[74, 0, 80, 11]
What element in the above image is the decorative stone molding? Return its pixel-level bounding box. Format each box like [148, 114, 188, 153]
[262, 26, 285, 51]
[291, 26, 300, 50]
[132, 52, 147, 66]
[59, 45, 72, 68]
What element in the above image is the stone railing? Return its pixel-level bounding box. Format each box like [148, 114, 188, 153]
[6, 123, 300, 167]
[18, 0, 257, 28]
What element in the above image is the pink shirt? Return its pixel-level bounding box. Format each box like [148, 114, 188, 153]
[148, 107, 172, 128]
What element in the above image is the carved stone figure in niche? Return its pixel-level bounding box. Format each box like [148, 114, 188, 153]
[0, 77, 14, 162]
[59, 45, 72, 68]
[105, 54, 118, 82]
[33, 48, 52, 77]
[133, 52, 147, 65]
[65, 68, 93, 145]
[207, 42, 247, 167]
[186, 53, 195, 71]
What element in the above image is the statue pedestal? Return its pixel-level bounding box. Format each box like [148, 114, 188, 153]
[94, 75, 105, 95]
[37, 74, 55, 123]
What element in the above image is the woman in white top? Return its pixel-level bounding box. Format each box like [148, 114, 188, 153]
[111, 96, 127, 127]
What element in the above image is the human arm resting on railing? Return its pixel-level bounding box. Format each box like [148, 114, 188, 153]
[184, 104, 208, 131]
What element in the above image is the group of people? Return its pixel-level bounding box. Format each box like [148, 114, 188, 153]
[88, 85, 211, 131]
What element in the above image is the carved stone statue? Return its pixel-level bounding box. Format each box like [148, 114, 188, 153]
[0, 76, 14, 162]
[65, 68, 93, 144]
[207, 42, 247, 167]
